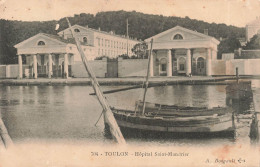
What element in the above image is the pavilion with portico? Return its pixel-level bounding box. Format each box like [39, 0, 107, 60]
[14, 33, 93, 79]
[145, 26, 220, 77]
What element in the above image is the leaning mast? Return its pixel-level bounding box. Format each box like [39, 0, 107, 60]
[66, 18, 125, 144]
[142, 39, 154, 115]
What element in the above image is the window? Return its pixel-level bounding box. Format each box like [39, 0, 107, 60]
[180, 64, 185, 71]
[197, 57, 205, 68]
[83, 37, 88, 43]
[173, 34, 183, 40]
[74, 29, 80, 32]
[37, 41, 45, 46]
[97, 38, 100, 46]
[160, 58, 167, 72]
[161, 64, 166, 71]
[179, 57, 186, 71]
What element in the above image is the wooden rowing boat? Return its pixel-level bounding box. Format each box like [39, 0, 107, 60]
[107, 106, 235, 138]
[106, 100, 235, 138]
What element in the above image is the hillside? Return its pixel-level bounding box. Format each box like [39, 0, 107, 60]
[0, 10, 245, 64]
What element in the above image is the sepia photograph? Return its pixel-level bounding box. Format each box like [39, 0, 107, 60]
[0, 0, 260, 166]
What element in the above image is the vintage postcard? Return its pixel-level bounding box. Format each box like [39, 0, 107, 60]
[0, 0, 260, 166]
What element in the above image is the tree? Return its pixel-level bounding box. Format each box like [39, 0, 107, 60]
[217, 33, 241, 59]
[0, 11, 246, 63]
[131, 42, 148, 59]
[243, 34, 260, 50]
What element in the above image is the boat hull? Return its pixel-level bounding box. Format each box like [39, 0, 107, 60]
[107, 109, 236, 138]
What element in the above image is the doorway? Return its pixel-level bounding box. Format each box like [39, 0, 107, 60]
[197, 57, 206, 75]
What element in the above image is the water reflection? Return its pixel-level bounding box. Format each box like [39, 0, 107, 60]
[0, 83, 259, 146]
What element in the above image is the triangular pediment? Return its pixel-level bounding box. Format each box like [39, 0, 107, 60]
[58, 25, 91, 36]
[145, 26, 214, 42]
[14, 33, 67, 49]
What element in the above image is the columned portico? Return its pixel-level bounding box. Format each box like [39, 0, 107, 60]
[14, 33, 85, 79]
[206, 48, 212, 76]
[145, 26, 220, 77]
[18, 55, 23, 79]
[33, 54, 38, 79]
[186, 49, 191, 76]
[167, 50, 172, 76]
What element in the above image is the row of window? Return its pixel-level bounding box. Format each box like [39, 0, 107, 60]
[98, 49, 128, 56]
[96, 37, 134, 49]
[159, 57, 205, 72]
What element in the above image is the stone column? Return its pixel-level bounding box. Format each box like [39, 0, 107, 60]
[18, 55, 23, 79]
[149, 51, 154, 77]
[186, 49, 191, 76]
[48, 54, 53, 78]
[167, 50, 172, 77]
[64, 53, 69, 78]
[33, 54, 38, 79]
[206, 48, 212, 76]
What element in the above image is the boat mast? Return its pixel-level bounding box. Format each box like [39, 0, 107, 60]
[142, 39, 154, 115]
[65, 18, 125, 144]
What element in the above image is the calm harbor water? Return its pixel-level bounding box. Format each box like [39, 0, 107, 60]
[0, 80, 259, 146]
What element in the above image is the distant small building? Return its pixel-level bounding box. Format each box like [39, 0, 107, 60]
[246, 17, 260, 42]
[145, 26, 219, 76]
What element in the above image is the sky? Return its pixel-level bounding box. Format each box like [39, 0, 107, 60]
[0, 0, 260, 27]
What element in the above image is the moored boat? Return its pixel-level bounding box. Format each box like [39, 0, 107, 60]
[106, 102, 236, 138]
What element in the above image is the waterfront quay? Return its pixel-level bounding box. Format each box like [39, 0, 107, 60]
[0, 76, 256, 86]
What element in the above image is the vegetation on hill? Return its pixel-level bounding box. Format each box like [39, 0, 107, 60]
[243, 34, 260, 50]
[217, 33, 242, 59]
[0, 10, 245, 64]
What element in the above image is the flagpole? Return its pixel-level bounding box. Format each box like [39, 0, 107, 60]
[126, 18, 129, 56]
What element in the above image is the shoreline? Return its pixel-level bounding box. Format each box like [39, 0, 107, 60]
[0, 76, 256, 86]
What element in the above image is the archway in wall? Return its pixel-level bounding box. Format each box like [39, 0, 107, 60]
[159, 58, 167, 76]
[37, 54, 47, 77]
[197, 57, 206, 75]
[52, 55, 60, 78]
[178, 57, 186, 75]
